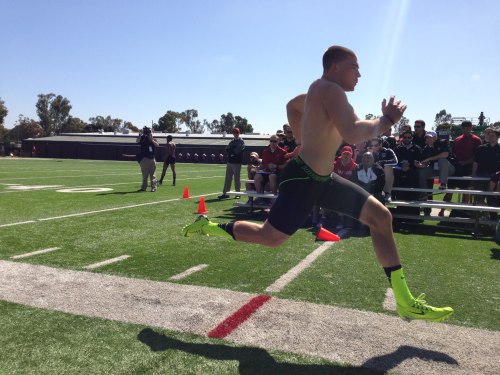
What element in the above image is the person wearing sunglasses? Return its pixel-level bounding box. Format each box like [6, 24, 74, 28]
[254, 135, 287, 198]
[393, 131, 423, 204]
[412, 120, 427, 150]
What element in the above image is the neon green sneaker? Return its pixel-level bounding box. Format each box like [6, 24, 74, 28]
[182, 215, 210, 237]
[182, 215, 233, 239]
[396, 293, 454, 322]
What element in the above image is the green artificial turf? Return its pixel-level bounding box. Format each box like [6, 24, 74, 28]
[1, 158, 498, 374]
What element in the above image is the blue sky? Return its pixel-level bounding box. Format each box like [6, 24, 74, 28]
[1, 0, 499, 134]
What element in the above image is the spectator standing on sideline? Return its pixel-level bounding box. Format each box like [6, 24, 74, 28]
[218, 128, 245, 199]
[412, 120, 426, 150]
[442, 120, 482, 210]
[452, 121, 482, 178]
[472, 128, 500, 190]
[136, 126, 159, 192]
[184, 45, 453, 322]
[159, 135, 177, 186]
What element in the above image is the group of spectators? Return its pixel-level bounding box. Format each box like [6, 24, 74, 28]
[327, 120, 500, 230]
[218, 124, 298, 202]
[216, 119, 500, 232]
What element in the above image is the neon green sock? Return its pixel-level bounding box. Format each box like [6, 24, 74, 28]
[390, 268, 415, 307]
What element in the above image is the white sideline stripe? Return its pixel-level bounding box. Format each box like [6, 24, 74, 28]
[169, 264, 209, 280]
[83, 255, 130, 270]
[0, 192, 219, 228]
[10, 247, 60, 259]
[382, 287, 396, 311]
[265, 241, 335, 293]
[0, 176, 224, 194]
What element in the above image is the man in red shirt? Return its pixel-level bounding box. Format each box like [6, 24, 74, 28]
[254, 134, 287, 195]
[333, 145, 357, 180]
[447, 120, 482, 206]
[453, 121, 482, 175]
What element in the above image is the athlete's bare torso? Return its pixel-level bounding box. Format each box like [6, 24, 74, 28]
[298, 79, 356, 176]
[166, 142, 176, 157]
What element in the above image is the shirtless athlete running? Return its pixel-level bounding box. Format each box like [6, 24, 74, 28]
[183, 45, 453, 322]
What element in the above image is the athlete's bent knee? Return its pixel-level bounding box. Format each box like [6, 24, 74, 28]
[360, 197, 392, 229]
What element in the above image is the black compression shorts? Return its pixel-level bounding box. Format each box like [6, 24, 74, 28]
[267, 156, 370, 235]
[165, 155, 176, 165]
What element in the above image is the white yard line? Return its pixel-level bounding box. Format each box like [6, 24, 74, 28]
[0, 192, 219, 228]
[0, 176, 224, 194]
[169, 264, 209, 280]
[265, 241, 335, 293]
[10, 247, 60, 259]
[83, 255, 131, 270]
[383, 287, 397, 311]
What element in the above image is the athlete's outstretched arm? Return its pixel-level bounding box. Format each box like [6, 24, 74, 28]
[323, 85, 406, 144]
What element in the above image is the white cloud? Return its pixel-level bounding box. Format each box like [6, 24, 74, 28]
[470, 74, 481, 82]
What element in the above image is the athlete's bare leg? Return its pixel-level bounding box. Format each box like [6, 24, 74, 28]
[358, 196, 401, 267]
[233, 220, 289, 248]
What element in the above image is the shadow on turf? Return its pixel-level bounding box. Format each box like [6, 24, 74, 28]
[394, 222, 495, 242]
[96, 190, 148, 196]
[138, 328, 458, 374]
[490, 248, 500, 260]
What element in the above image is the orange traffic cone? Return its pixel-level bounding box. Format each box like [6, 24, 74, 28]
[316, 227, 340, 241]
[197, 196, 207, 214]
[182, 186, 190, 199]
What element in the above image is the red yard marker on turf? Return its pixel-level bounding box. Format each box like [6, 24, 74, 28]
[182, 186, 190, 199]
[197, 197, 207, 214]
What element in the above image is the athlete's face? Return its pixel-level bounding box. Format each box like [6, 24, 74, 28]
[335, 55, 361, 92]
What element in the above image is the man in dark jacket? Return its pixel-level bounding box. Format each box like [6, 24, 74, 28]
[136, 126, 159, 192]
[218, 128, 245, 199]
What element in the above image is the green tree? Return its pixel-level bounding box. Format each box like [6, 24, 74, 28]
[180, 109, 205, 134]
[395, 115, 409, 134]
[61, 116, 87, 133]
[5, 115, 43, 142]
[220, 112, 236, 133]
[234, 115, 253, 133]
[205, 119, 221, 133]
[123, 121, 140, 132]
[87, 116, 122, 132]
[36, 93, 72, 135]
[157, 111, 182, 133]
[434, 109, 452, 127]
[0, 98, 8, 127]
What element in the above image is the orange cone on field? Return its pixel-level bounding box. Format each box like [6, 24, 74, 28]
[182, 186, 190, 199]
[197, 197, 207, 214]
[316, 227, 340, 241]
